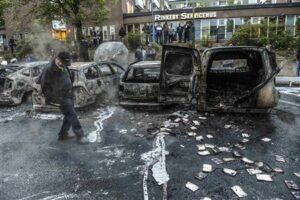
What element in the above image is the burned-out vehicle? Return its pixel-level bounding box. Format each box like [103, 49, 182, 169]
[32, 62, 124, 111]
[160, 45, 280, 113]
[119, 61, 161, 106]
[0, 61, 48, 105]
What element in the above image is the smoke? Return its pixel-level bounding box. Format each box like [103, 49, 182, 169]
[23, 22, 68, 60]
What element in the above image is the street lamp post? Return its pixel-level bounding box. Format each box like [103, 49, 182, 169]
[151, 0, 155, 43]
[192, 0, 196, 48]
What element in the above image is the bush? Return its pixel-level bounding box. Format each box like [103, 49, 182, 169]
[123, 31, 145, 51]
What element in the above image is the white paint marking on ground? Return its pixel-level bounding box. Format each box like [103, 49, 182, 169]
[17, 191, 51, 200]
[279, 99, 300, 108]
[32, 113, 62, 120]
[87, 106, 116, 143]
[39, 192, 78, 200]
[141, 132, 170, 200]
[0, 112, 26, 123]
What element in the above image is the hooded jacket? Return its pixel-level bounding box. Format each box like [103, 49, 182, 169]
[37, 58, 74, 105]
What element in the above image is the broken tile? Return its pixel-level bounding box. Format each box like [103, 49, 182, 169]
[187, 132, 197, 137]
[231, 185, 247, 198]
[218, 147, 230, 152]
[185, 182, 199, 192]
[285, 180, 299, 190]
[206, 134, 214, 139]
[272, 167, 284, 173]
[291, 191, 300, 199]
[199, 116, 207, 120]
[242, 157, 254, 164]
[180, 145, 185, 148]
[255, 161, 264, 168]
[247, 168, 263, 175]
[183, 118, 189, 122]
[190, 126, 197, 130]
[234, 144, 246, 150]
[223, 157, 236, 162]
[241, 138, 249, 143]
[196, 144, 206, 151]
[195, 135, 204, 141]
[174, 118, 181, 122]
[261, 137, 272, 142]
[135, 133, 144, 138]
[198, 151, 211, 156]
[242, 133, 249, 138]
[233, 151, 242, 158]
[211, 158, 223, 165]
[256, 174, 273, 182]
[193, 120, 200, 126]
[275, 155, 286, 162]
[223, 168, 237, 176]
[202, 164, 213, 173]
[205, 144, 216, 149]
[200, 198, 211, 200]
[119, 129, 128, 134]
[130, 128, 137, 133]
[160, 128, 172, 132]
[224, 124, 232, 129]
[195, 172, 208, 181]
[294, 172, 300, 178]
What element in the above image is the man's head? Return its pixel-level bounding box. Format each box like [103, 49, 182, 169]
[56, 51, 71, 67]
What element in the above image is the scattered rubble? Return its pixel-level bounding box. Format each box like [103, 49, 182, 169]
[223, 168, 237, 176]
[285, 180, 299, 190]
[202, 164, 213, 173]
[261, 137, 272, 142]
[275, 155, 286, 162]
[256, 174, 273, 182]
[231, 185, 247, 198]
[185, 182, 199, 192]
[195, 172, 208, 181]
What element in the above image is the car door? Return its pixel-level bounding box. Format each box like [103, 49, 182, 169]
[83, 65, 102, 95]
[159, 45, 201, 104]
[97, 63, 117, 87]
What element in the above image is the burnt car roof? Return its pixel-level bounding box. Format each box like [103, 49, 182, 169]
[68, 62, 94, 70]
[204, 46, 266, 53]
[130, 61, 161, 68]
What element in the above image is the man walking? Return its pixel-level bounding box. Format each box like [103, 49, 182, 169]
[38, 51, 89, 144]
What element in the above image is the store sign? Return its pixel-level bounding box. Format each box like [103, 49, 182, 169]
[154, 12, 217, 21]
[52, 20, 66, 30]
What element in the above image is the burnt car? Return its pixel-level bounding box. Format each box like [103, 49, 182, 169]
[32, 62, 124, 111]
[119, 61, 161, 106]
[0, 63, 30, 89]
[159, 45, 280, 113]
[0, 61, 49, 105]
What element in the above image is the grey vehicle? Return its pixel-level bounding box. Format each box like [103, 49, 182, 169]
[32, 62, 124, 111]
[159, 45, 280, 113]
[119, 61, 161, 106]
[0, 61, 48, 105]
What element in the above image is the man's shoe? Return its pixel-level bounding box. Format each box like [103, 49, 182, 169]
[76, 136, 90, 144]
[58, 134, 74, 141]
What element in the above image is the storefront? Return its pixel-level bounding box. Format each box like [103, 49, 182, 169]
[123, 3, 300, 42]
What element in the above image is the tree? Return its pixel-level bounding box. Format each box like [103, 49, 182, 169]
[9, 0, 116, 59]
[0, 0, 10, 19]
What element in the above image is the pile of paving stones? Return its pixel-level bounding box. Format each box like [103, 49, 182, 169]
[152, 110, 300, 199]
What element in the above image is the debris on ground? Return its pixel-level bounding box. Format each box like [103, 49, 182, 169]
[196, 144, 206, 151]
[187, 132, 197, 137]
[223, 157, 236, 162]
[256, 174, 273, 182]
[211, 158, 223, 165]
[202, 164, 213, 172]
[231, 185, 247, 198]
[242, 157, 254, 164]
[223, 168, 237, 176]
[247, 168, 263, 175]
[291, 191, 300, 199]
[195, 172, 208, 181]
[198, 150, 211, 156]
[206, 134, 214, 139]
[196, 135, 204, 141]
[294, 172, 300, 178]
[185, 182, 199, 192]
[285, 180, 299, 190]
[261, 137, 272, 142]
[272, 167, 284, 173]
[275, 155, 286, 162]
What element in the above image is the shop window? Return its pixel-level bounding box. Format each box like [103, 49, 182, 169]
[285, 15, 295, 36]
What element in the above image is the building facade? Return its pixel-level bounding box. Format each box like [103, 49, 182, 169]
[123, 0, 300, 42]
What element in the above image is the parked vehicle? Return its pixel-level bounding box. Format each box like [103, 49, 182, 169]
[119, 61, 161, 106]
[159, 45, 280, 113]
[32, 62, 124, 111]
[0, 61, 49, 105]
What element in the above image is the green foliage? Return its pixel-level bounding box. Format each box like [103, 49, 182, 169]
[123, 32, 144, 51]
[227, 0, 235, 6]
[0, 0, 10, 17]
[229, 24, 252, 45]
[200, 36, 213, 47]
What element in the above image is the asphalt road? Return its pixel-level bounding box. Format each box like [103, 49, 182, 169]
[0, 94, 299, 200]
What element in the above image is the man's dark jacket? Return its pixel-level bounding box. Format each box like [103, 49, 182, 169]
[36, 59, 74, 105]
